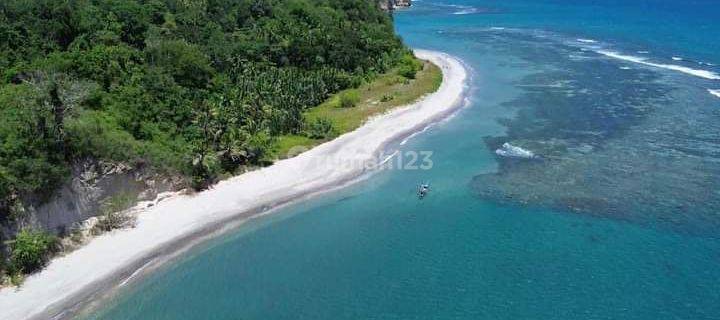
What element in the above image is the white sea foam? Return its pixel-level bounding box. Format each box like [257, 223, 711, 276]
[596, 50, 720, 80]
[119, 259, 156, 287]
[444, 3, 482, 15]
[637, 51, 650, 54]
[709, 89, 720, 99]
[490, 27, 506, 30]
[619, 66, 632, 70]
[495, 143, 536, 159]
[380, 150, 399, 165]
[400, 123, 434, 145]
[576, 38, 597, 44]
[672, 56, 683, 61]
[568, 54, 592, 61]
[452, 6, 479, 15]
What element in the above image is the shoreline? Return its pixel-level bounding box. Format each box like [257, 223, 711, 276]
[0, 49, 468, 320]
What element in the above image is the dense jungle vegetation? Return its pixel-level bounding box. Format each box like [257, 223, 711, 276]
[0, 0, 426, 278]
[0, 0, 411, 220]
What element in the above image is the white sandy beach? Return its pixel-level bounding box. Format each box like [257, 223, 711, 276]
[0, 50, 467, 320]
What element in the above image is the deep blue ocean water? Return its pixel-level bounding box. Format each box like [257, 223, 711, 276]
[85, 1, 720, 319]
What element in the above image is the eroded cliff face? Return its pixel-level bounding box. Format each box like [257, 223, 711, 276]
[2, 160, 181, 238]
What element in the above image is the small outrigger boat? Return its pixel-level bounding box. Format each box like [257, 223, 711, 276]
[418, 182, 430, 199]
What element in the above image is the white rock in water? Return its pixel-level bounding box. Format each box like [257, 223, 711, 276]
[495, 143, 536, 159]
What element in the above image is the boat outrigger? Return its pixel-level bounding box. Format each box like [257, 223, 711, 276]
[418, 182, 430, 199]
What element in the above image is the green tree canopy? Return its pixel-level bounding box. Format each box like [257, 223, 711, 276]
[0, 0, 407, 222]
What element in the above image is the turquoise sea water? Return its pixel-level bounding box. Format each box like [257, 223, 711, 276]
[87, 1, 720, 319]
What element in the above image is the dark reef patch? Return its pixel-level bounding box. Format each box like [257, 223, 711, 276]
[466, 30, 720, 235]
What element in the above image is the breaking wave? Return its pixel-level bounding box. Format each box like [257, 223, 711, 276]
[453, 8, 479, 14]
[448, 5, 481, 15]
[495, 143, 536, 159]
[576, 38, 597, 44]
[596, 50, 720, 80]
[400, 124, 434, 146]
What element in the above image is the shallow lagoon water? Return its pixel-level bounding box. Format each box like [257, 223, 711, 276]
[87, 1, 720, 319]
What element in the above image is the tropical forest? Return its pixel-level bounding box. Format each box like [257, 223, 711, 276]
[0, 0, 433, 280]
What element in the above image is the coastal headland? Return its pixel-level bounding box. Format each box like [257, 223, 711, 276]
[0, 49, 468, 320]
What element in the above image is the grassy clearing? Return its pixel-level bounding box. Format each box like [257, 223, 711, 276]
[270, 58, 442, 159]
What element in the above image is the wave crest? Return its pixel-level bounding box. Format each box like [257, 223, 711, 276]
[576, 38, 597, 44]
[451, 6, 480, 15]
[596, 50, 720, 80]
